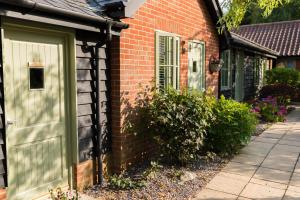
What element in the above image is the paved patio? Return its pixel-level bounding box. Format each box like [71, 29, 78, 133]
[194, 106, 300, 200]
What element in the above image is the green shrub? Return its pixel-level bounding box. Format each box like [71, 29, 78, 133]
[265, 68, 299, 86]
[205, 96, 258, 156]
[146, 88, 214, 163]
[108, 174, 145, 190]
[259, 84, 295, 106]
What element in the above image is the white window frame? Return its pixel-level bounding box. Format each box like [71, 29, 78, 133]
[155, 31, 180, 91]
[220, 50, 231, 90]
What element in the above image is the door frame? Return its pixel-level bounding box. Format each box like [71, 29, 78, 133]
[1, 17, 78, 192]
[188, 40, 206, 91]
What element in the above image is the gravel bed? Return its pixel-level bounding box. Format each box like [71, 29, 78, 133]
[83, 157, 228, 200]
[83, 122, 271, 200]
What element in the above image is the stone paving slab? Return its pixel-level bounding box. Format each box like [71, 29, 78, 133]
[290, 173, 300, 187]
[194, 189, 238, 200]
[260, 131, 285, 139]
[272, 144, 300, 154]
[253, 167, 292, 184]
[287, 185, 300, 192]
[270, 123, 292, 129]
[222, 162, 257, 177]
[283, 190, 300, 200]
[282, 134, 300, 142]
[261, 154, 298, 172]
[231, 153, 265, 166]
[268, 148, 299, 158]
[240, 182, 285, 200]
[278, 139, 300, 147]
[254, 137, 279, 144]
[206, 172, 250, 195]
[289, 129, 300, 133]
[293, 162, 300, 174]
[240, 141, 274, 157]
[250, 178, 288, 190]
[283, 186, 300, 200]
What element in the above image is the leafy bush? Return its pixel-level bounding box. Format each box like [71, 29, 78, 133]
[146, 88, 214, 163]
[143, 161, 163, 179]
[205, 96, 258, 156]
[252, 96, 287, 122]
[265, 68, 299, 86]
[259, 84, 295, 105]
[108, 174, 145, 190]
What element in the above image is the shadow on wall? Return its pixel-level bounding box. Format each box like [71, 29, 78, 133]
[118, 84, 156, 170]
[76, 39, 113, 183]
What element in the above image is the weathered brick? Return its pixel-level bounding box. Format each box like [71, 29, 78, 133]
[0, 189, 6, 200]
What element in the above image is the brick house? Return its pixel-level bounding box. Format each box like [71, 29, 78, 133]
[110, 0, 224, 172]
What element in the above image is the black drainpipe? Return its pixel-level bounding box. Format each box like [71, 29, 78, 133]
[95, 21, 114, 185]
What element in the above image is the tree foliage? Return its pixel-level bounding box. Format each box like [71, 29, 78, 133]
[220, 0, 291, 30]
[242, 0, 300, 24]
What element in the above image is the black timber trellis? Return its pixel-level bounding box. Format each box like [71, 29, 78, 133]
[76, 30, 112, 174]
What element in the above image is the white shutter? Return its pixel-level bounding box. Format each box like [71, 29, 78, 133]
[156, 31, 180, 91]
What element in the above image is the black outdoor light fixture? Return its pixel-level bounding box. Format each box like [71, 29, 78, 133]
[181, 41, 187, 54]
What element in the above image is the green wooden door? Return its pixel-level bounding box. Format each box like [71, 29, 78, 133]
[235, 51, 245, 101]
[188, 41, 205, 91]
[3, 29, 69, 199]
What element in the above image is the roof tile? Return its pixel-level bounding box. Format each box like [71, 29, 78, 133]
[233, 20, 300, 56]
[32, 0, 102, 17]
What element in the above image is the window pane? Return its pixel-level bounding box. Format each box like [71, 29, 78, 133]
[221, 51, 230, 88]
[29, 68, 44, 89]
[169, 66, 173, 87]
[176, 40, 179, 66]
[176, 67, 179, 90]
[193, 61, 197, 72]
[169, 37, 174, 65]
[159, 36, 166, 65]
[159, 66, 165, 90]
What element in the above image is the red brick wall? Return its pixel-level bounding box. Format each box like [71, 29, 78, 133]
[74, 160, 95, 191]
[111, 0, 220, 172]
[0, 189, 6, 200]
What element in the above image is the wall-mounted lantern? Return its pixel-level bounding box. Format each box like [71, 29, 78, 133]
[181, 41, 187, 54]
[209, 55, 224, 73]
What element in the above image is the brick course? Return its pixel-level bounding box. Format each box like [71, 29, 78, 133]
[111, 0, 220, 172]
